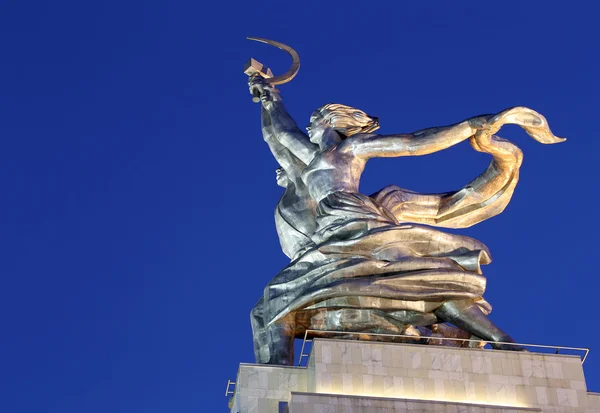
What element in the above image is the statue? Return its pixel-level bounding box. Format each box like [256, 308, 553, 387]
[245, 38, 565, 365]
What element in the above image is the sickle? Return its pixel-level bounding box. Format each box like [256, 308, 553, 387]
[247, 37, 300, 85]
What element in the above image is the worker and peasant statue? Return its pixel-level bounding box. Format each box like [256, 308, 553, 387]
[244, 38, 565, 366]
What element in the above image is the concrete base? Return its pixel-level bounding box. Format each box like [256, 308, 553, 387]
[230, 339, 599, 413]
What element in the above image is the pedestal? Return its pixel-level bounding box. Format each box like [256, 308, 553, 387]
[230, 338, 599, 413]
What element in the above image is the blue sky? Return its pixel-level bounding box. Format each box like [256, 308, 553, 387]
[1, 1, 599, 412]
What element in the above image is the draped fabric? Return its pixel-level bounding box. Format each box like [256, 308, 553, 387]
[255, 191, 493, 331]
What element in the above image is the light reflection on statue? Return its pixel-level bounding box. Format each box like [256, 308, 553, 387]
[248, 65, 565, 366]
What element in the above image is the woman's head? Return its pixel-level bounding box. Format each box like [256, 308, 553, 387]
[308, 104, 380, 142]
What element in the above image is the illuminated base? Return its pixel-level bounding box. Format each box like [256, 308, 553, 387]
[230, 339, 600, 413]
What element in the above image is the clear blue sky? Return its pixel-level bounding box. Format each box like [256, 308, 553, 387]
[1, 1, 598, 412]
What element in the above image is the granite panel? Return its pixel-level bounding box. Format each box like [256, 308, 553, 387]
[307, 339, 588, 411]
[232, 340, 593, 413]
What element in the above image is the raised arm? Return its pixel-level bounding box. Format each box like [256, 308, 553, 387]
[249, 76, 318, 165]
[260, 103, 307, 183]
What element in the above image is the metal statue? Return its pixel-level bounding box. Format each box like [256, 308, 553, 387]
[245, 37, 565, 365]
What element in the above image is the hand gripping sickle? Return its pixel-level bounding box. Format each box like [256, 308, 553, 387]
[244, 37, 301, 102]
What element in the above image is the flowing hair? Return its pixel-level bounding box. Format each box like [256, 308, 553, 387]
[312, 103, 380, 137]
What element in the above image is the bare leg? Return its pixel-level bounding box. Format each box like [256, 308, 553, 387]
[435, 299, 523, 350]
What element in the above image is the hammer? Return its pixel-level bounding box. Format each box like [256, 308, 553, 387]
[244, 58, 274, 103]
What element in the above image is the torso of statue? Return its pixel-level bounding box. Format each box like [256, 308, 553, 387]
[301, 138, 367, 203]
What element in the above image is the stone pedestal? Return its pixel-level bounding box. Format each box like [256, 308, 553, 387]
[230, 339, 598, 413]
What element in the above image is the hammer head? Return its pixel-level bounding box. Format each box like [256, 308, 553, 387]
[244, 58, 274, 79]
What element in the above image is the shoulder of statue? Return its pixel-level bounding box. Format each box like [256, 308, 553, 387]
[347, 132, 379, 144]
[337, 132, 379, 153]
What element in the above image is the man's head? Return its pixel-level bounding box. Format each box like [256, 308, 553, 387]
[307, 103, 380, 143]
[275, 167, 288, 188]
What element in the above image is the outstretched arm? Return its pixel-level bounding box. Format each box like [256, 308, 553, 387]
[343, 116, 492, 159]
[250, 76, 318, 165]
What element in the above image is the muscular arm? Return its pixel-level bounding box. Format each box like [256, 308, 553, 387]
[261, 104, 307, 183]
[250, 76, 318, 165]
[264, 99, 318, 165]
[344, 116, 492, 160]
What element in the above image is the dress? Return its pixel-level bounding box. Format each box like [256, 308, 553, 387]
[266, 191, 491, 323]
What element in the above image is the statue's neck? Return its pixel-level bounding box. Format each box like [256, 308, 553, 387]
[319, 129, 343, 150]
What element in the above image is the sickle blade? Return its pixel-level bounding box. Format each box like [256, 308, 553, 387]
[247, 37, 300, 85]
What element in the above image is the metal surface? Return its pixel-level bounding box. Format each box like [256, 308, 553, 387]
[245, 39, 566, 365]
[297, 330, 590, 367]
[246, 37, 300, 85]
